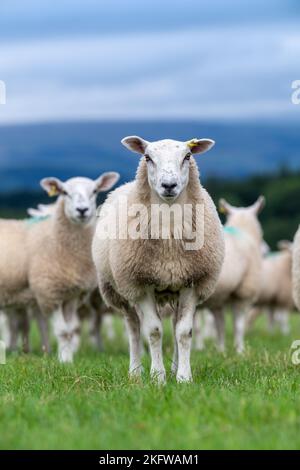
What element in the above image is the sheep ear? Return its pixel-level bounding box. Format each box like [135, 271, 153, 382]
[219, 198, 233, 215]
[95, 172, 120, 193]
[27, 207, 40, 217]
[261, 240, 270, 255]
[251, 196, 265, 214]
[186, 138, 215, 155]
[40, 177, 65, 197]
[121, 136, 149, 154]
[277, 240, 292, 251]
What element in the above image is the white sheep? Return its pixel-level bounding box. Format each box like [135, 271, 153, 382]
[202, 197, 265, 353]
[246, 241, 294, 334]
[92, 136, 225, 383]
[26, 173, 119, 362]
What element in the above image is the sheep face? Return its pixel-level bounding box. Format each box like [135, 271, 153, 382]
[41, 173, 119, 225]
[121, 136, 214, 202]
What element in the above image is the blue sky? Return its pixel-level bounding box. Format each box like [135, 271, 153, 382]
[0, 0, 299, 124]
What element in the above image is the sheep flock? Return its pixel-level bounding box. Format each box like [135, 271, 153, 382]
[0, 135, 299, 384]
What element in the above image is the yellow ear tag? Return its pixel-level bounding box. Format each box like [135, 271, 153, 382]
[219, 206, 226, 214]
[48, 185, 58, 197]
[187, 139, 199, 149]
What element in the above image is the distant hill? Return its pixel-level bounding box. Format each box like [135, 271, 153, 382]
[0, 120, 299, 191]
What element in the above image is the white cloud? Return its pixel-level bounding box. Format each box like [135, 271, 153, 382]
[0, 23, 299, 124]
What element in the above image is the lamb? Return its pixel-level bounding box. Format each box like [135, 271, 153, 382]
[25, 173, 119, 362]
[292, 226, 300, 311]
[246, 241, 294, 334]
[92, 136, 225, 383]
[200, 197, 265, 353]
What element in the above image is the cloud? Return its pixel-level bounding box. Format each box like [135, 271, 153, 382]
[0, 22, 299, 123]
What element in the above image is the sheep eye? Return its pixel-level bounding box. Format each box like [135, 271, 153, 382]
[144, 154, 153, 163]
[62, 190, 68, 196]
[184, 153, 191, 162]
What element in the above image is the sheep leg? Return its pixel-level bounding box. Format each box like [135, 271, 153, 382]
[274, 308, 290, 335]
[19, 309, 30, 354]
[245, 307, 261, 331]
[124, 308, 142, 378]
[0, 310, 11, 348]
[8, 310, 19, 351]
[203, 310, 217, 340]
[89, 308, 104, 351]
[138, 292, 166, 384]
[212, 308, 225, 353]
[171, 311, 178, 375]
[193, 308, 205, 351]
[33, 307, 51, 354]
[103, 314, 116, 341]
[175, 288, 197, 383]
[267, 308, 275, 333]
[52, 299, 80, 363]
[232, 304, 247, 354]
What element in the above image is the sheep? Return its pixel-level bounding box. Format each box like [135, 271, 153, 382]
[292, 226, 300, 311]
[28, 203, 116, 354]
[25, 173, 119, 362]
[92, 136, 225, 383]
[0, 219, 33, 308]
[246, 241, 294, 334]
[200, 197, 265, 354]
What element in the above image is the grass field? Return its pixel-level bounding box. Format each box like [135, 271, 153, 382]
[0, 314, 300, 450]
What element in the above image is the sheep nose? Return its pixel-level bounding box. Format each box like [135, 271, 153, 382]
[161, 181, 178, 191]
[76, 207, 89, 217]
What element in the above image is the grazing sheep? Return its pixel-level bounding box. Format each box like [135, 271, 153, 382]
[201, 197, 265, 354]
[26, 173, 119, 363]
[246, 241, 294, 334]
[92, 136, 224, 383]
[292, 226, 300, 311]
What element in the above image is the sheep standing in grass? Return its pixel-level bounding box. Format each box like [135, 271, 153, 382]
[0, 218, 38, 352]
[26, 173, 119, 362]
[27, 202, 111, 352]
[246, 241, 294, 334]
[201, 197, 265, 353]
[92, 136, 224, 383]
[292, 226, 300, 311]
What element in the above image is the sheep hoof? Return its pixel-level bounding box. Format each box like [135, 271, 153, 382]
[151, 369, 166, 385]
[58, 350, 74, 364]
[176, 374, 193, 384]
[129, 364, 144, 378]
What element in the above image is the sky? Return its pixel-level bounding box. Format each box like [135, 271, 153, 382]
[0, 0, 300, 124]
